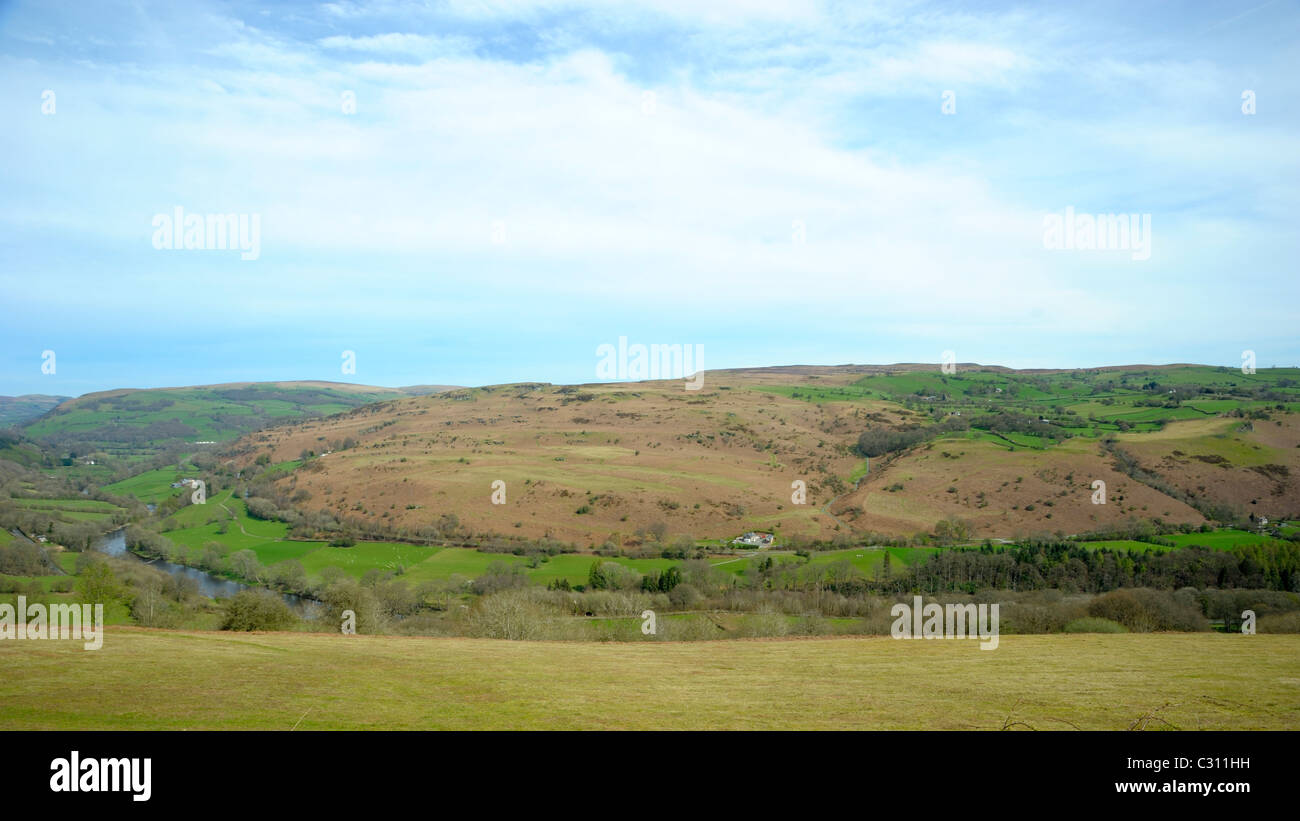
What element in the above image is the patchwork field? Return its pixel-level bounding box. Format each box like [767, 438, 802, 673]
[102, 465, 196, 505]
[1, 630, 1295, 730]
[712, 545, 940, 577]
[153, 488, 707, 585]
[8, 496, 126, 523]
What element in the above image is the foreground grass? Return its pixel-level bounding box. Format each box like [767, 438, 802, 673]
[1, 631, 1297, 730]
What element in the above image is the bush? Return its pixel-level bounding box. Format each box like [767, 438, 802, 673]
[1258, 612, 1300, 633]
[657, 614, 724, 641]
[1087, 588, 1207, 632]
[466, 589, 551, 640]
[667, 582, 702, 609]
[0, 541, 53, 575]
[736, 606, 790, 638]
[471, 561, 528, 595]
[220, 590, 296, 631]
[319, 578, 387, 634]
[1062, 617, 1129, 634]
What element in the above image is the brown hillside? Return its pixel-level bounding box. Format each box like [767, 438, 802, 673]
[224, 365, 1297, 545]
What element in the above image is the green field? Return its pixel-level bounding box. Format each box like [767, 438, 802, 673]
[9, 497, 126, 523]
[1076, 539, 1168, 553]
[102, 466, 192, 504]
[299, 542, 441, 577]
[155, 490, 693, 585]
[754, 366, 1300, 444]
[714, 546, 939, 577]
[1164, 529, 1279, 550]
[1, 630, 1294, 729]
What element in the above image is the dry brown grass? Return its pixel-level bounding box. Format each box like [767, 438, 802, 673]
[2, 628, 1296, 729]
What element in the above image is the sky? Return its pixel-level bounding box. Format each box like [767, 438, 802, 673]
[1, 0, 1297, 397]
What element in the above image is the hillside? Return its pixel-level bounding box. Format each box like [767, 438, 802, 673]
[0, 394, 68, 428]
[19, 381, 455, 466]
[226, 364, 1300, 544]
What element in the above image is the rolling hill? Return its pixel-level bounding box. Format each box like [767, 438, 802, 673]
[224, 364, 1300, 544]
[19, 381, 456, 466]
[0, 394, 68, 428]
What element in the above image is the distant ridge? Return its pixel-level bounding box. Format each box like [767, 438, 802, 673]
[0, 394, 69, 428]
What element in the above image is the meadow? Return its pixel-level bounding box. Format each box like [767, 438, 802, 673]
[10, 497, 126, 523]
[1, 630, 1294, 730]
[711, 546, 939, 577]
[151, 488, 706, 586]
[102, 465, 194, 505]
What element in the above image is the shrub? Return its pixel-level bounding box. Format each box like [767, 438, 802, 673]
[1258, 612, 1300, 633]
[1087, 588, 1207, 632]
[471, 561, 528, 595]
[736, 606, 790, 638]
[466, 589, 551, 640]
[1063, 617, 1128, 634]
[319, 578, 387, 634]
[220, 590, 296, 631]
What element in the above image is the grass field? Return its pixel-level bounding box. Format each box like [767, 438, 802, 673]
[713, 546, 940, 577]
[155, 490, 696, 585]
[9, 497, 126, 523]
[1076, 540, 1168, 553]
[102, 466, 192, 504]
[1164, 529, 1278, 550]
[1, 630, 1294, 729]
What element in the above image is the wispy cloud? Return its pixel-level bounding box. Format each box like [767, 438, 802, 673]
[1, 0, 1297, 393]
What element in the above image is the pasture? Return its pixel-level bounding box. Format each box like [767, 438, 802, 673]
[1, 630, 1294, 730]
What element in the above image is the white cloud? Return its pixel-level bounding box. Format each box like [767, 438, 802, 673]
[317, 32, 475, 58]
[1, 0, 1297, 377]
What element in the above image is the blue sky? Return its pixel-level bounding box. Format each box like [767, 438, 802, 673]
[2, 0, 1297, 397]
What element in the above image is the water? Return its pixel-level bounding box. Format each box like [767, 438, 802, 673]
[94, 528, 319, 616]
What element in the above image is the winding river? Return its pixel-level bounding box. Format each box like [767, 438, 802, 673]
[94, 528, 319, 616]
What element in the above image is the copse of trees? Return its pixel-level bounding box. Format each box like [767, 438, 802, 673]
[888, 541, 1300, 595]
[0, 539, 55, 575]
[856, 416, 969, 458]
[975, 411, 1069, 441]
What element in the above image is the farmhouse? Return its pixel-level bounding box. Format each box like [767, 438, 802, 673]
[732, 532, 775, 548]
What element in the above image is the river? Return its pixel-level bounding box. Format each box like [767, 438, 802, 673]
[94, 528, 320, 616]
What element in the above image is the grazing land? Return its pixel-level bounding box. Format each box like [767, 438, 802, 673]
[1, 630, 1294, 730]
[223, 364, 1299, 544]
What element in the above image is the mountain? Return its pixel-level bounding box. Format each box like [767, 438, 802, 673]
[0, 394, 68, 428]
[20, 381, 457, 462]
[222, 364, 1300, 544]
